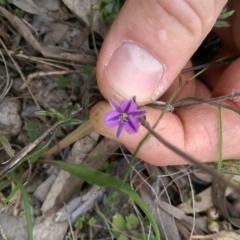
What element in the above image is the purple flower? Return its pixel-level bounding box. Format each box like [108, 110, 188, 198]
[104, 99, 146, 137]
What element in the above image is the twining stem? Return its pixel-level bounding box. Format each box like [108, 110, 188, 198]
[180, 56, 237, 74]
[173, 90, 240, 109]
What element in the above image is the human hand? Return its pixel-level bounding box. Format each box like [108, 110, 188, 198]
[90, 0, 240, 166]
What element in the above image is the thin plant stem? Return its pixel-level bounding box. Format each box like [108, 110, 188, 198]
[173, 91, 240, 109]
[217, 106, 223, 172]
[11, 170, 33, 240]
[0, 38, 40, 109]
[139, 117, 240, 194]
[183, 55, 238, 81]
[180, 55, 238, 74]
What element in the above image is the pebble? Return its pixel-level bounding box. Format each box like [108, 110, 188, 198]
[0, 98, 22, 137]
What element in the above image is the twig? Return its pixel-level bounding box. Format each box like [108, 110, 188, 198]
[185, 169, 195, 239]
[64, 202, 76, 240]
[0, 38, 40, 109]
[20, 70, 80, 90]
[21, 18, 39, 37]
[90, 3, 99, 57]
[0, 222, 8, 240]
[0, 120, 65, 176]
[0, 47, 12, 100]
[9, 51, 88, 68]
[5, 50, 72, 70]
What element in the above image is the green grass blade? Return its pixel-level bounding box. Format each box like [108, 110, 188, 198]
[0, 179, 11, 192]
[46, 160, 160, 240]
[29, 142, 48, 164]
[0, 130, 15, 157]
[95, 204, 115, 238]
[217, 106, 223, 172]
[4, 182, 20, 203]
[11, 172, 33, 240]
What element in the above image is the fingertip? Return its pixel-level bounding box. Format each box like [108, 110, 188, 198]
[90, 100, 118, 138]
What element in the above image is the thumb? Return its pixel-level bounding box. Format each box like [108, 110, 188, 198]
[97, 0, 227, 105]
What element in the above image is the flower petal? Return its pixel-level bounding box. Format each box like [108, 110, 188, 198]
[109, 99, 121, 112]
[124, 116, 139, 134]
[116, 122, 124, 137]
[120, 99, 137, 113]
[106, 98, 144, 137]
[132, 109, 146, 117]
[104, 111, 120, 127]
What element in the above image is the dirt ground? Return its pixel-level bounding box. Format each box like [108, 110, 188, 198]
[0, 1, 240, 240]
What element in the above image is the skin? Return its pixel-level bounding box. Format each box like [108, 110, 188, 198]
[90, 0, 240, 166]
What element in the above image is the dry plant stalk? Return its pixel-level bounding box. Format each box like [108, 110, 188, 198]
[20, 70, 80, 90]
[0, 121, 65, 176]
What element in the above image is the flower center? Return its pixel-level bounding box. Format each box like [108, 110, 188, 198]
[119, 112, 129, 123]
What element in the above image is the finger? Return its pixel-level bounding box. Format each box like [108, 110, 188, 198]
[97, 0, 227, 105]
[90, 99, 240, 166]
[213, 57, 240, 101]
[91, 60, 240, 165]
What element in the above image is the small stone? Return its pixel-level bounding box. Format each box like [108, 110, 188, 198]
[208, 220, 220, 233]
[0, 98, 22, 137]
[207, 207, 219, 220]
[34, 206, 42, 217]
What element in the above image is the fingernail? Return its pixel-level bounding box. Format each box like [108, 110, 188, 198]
[106, 42, 164, 101]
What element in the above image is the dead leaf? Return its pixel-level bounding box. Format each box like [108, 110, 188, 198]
[158, 201, 208, 232]
[133, 172, 181, 240]
[33, 168, 59, 202]
[43, 23, 69, 45]
[0, 7, 96, 65]
[41, 132, 99, 214]
[178, 187, 213, 214]
[192, 170, 213, 183]
[33, 0, 61, 11]
[62, 0, 112, 38]
[12, 0, 45, 15]
[212, 175, 240, 228]
[55, 185, 104, 223]
[71, 27, 91, 49]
